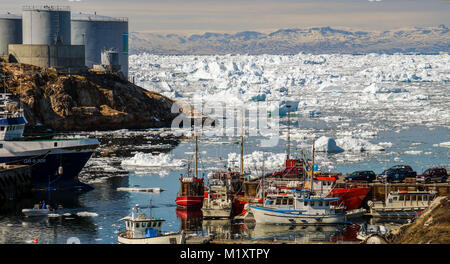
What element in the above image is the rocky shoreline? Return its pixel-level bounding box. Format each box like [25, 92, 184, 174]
[387, 196, 450, 244]
[0, 62, 183, 132]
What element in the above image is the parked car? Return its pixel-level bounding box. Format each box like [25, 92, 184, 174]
[378, 165, 417, 183]
[416, 168, 448, 183]
[345, 171, 376, 182]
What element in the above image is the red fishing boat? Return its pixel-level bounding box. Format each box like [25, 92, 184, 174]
[176, 176, 205, 208]
[176, 135, 205, 209]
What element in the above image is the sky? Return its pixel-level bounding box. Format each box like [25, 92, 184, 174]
[2, 0, 450, 34]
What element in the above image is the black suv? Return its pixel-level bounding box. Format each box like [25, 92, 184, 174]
[345, 171, 376, 182]
[417, 168, 448, 183]
[378, 165, 417, 183]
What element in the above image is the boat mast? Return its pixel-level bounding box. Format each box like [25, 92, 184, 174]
[240, 109, 244, 177]
[286, 104, 291, 160]
[262, 150, 265, 202]
[310, 139, 315, 192]
[194, 134, 198, 179]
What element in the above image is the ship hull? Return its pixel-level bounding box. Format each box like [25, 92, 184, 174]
[201, 207, 231, 219]
[0, 139, 98, 191]
[176, 196, 204, 209]
[251, 205, 346, 225]
[118, 232, 185, 244]
[329, 187, 370, 210]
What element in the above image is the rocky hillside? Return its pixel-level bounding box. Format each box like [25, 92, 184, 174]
[0, 62, 180, 131]
[130, 25, 449, 55]
[388, 196, 450, 244]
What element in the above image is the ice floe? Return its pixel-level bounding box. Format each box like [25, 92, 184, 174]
[438, 142, 450, 148]
[121, 152, 186, 168]
[76, 212, 99, 217]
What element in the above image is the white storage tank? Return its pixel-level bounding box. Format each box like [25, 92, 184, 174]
[22, 5, 71, 45]
[0, 13, 22, 56]
[71, 13, 129, 78]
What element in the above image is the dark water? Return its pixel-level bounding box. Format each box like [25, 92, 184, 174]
[0, 124, 448, 244]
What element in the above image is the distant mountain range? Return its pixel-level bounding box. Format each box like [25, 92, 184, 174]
[130, 25, 449, 55]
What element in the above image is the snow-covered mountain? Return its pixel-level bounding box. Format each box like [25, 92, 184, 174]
[130, 25, 449, 55]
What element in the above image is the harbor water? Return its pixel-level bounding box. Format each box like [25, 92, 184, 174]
[0, 122, 448, 244]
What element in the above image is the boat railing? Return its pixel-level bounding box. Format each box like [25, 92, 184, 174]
[335, 181, 369, 189]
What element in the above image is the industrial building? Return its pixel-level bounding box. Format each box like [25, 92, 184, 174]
[71, 13, 129, 78]
[0, 6, 129, 78]
[0, 13, 22, 56]
[8, 44, 85, 72]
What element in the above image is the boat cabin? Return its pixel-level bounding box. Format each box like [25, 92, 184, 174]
[311, 175, 337, 195]
[121, 206, 165, 239]
[383, 191, 437, 208]
[263, 190, 342, 215]
[179, 176, 204, 196]
[0, 93, 27, 141]
[264, 194, 295, 209]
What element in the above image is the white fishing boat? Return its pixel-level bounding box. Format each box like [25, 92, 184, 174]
[118, 204, 185, 244]
[202, 181, 232, 219]
[367, 190, 437, 218]
[250, 189, 346, 225]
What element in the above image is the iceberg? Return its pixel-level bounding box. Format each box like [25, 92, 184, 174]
[314, 136, 344, 153]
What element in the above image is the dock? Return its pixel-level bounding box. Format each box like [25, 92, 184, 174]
[0, 164, 32, 201]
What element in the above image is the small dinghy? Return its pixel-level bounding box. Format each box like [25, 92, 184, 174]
[22, 202, 52, 217]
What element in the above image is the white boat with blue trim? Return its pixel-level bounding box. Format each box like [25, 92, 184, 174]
[250, 189, 346, 225]
[118, 204, 185, 244]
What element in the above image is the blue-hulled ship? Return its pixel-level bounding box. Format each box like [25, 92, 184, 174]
[0, 93, 99, 191]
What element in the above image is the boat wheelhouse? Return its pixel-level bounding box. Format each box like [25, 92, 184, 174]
[202, 183, 232, 219]
[176, 176, 205, 209]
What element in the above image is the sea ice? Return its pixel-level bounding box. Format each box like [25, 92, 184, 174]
[227, 151, 286, 172]
[404, 150, 423, 155]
